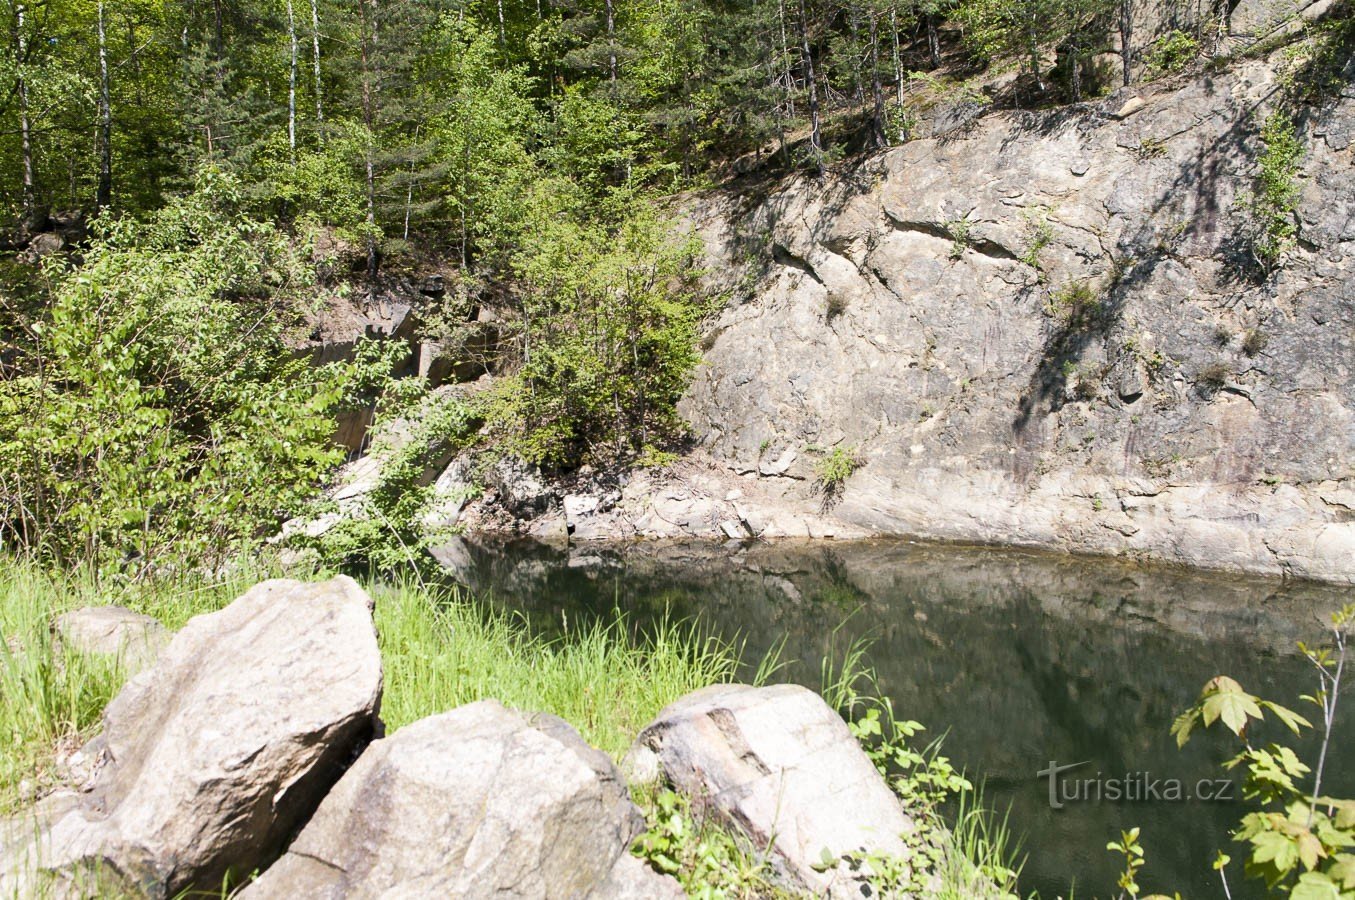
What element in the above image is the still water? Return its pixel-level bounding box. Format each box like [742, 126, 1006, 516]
[439, 537, 1354, 898]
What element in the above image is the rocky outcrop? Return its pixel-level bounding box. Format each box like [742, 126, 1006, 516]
[676, 52, 1355, 582]
[1, 577, 383, 898]
[53, 606, 169, 675]
[244, 700, 681, 899]
[626, 683, 918, 898]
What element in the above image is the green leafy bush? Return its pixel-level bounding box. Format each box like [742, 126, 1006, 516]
[481, 198, 708, 470]
[0, 170, 348, 571]
[815, 446, 862, 503]
[1145, 30, 1201, 76]
[1248, 111, 1304, 273]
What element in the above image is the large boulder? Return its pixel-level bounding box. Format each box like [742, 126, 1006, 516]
[2, 577, 383, 898]
[242, 700, 681, 899]
[625, 683, 916, 898]
[53, 606, 170, 675]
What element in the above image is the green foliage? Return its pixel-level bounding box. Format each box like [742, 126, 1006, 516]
[1105, 827, 1182, 899]
[305, 390, 480, 570]
[1144, 30, 1201, 76]
[631, 788, 786, 898]
[481, 201, 708, 469]
[0, 171, 347, 570]
[1019, 207, 1054, 275]
[1170, 604, 1355, 898]
[851, 706, 973, 809]
[1047, 281, 1105, 329]
[1248, 111, 1305, 273]
[814, 446, 862, 503]
[946, 216, 973, 260]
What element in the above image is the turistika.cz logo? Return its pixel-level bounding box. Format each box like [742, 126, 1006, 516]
[1036, 760, 1238, 810]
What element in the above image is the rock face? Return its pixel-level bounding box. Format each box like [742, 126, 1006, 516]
[626, 683, 915, 898]
[53, 606, 170, 674]
[678, 53, 1355, 583]
[244, 700, 680, 899]
[2, 577, 383, 898]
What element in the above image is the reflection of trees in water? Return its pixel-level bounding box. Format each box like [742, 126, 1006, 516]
[446, 538, 1351, 899]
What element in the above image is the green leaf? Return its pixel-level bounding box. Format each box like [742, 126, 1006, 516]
[1290, 871, 1340, 900]
[1251, 829, 1300, 874]
[1260, 700, 1313, 735]
[1202, 678, 1263, 736]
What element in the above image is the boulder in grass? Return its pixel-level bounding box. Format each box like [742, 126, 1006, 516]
[242, 700, 682, 900]
[625, 683, 918, 899]
[54, 606, 170, 675]
[1, 576, 383, 898]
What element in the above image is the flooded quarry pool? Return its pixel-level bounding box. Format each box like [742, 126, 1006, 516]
[437, 537, 1354, 898]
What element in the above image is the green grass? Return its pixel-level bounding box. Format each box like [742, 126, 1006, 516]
[0, 559, 742, 811]
[0, 562, 264, 812]
[372, 580, 742, 757]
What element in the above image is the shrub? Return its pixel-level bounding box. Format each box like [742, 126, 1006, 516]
[1019, 208, 1054, 275]
[0, 170, 348, 572]
[1197, 362, 1230, 395]
[1242, 327, 1270, 357]
[1145, 30, 1200, 76]
[1047, 281, 1104, 329]
[1247, 111, 1304, 273]
[946, 217, 973, 260]
[483, 198, 707, 470]
[815, 446, 862, 507]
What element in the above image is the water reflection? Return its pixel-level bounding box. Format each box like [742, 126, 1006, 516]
[436, 537, 1353, 898]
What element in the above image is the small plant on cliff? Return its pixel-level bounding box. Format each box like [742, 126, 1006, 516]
[1247, 111, 1304, 274]
[946, 217, 974, 260]
[1019, 208, 1055, 276]
[1196, 362, 1230, 396]
[814, 446, 862, 507]
[1047, 281, 1105, 330]
[1144, 29, 1200, 76]
[1243, 328, 1270, 357]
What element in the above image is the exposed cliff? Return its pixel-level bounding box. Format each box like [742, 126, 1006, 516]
[677, 52, 1355, 582]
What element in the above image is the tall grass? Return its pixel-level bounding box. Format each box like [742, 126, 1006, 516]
[373, 581, 743, 757]
[0, 559, 745, 812]
[0, 561, 257, 812]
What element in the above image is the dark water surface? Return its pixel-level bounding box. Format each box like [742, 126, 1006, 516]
[439, 537, 1354, 899]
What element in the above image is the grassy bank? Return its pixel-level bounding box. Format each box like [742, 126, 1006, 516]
[0, 558, 1020, 897]
[0, 560, 739, 810]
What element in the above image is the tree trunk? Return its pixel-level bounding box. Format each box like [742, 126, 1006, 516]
[1120, 0, 1133, 85]
[287, 0, 298, 153]
[97, 1, 112, 211]
[605, 0, 617, 91]
[891, 9, 904, 104]
[777, 0, 795, 117]
[1026, 23, 1045, 93]
[360, 0, 378, 282]
[311, 0, 324, 128]
[848, 7, 864, 105]
[1068, 38, 1082, 101]
[211, 0, 224, 58]
[797, 0, 822, 170]
[869, 13, 886, 148]
[16, 2, 35, 224]
[926, 12, 941, 68]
